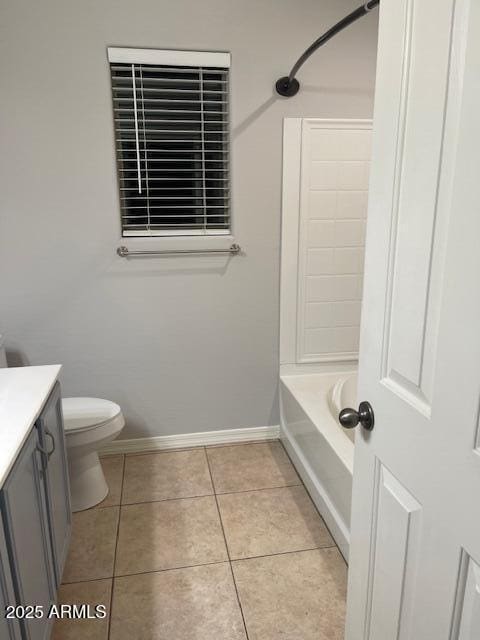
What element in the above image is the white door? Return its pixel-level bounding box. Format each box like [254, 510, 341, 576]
[345, 0, 480, 638]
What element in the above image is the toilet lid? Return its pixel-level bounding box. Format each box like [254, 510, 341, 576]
[62, 397, 122, 432]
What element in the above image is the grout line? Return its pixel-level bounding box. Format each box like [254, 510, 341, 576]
[204, 446, 250, 640]
[107, 454, 126, 640]
[202, 446, 216, 495]
[62, 560, 231, 585]
[105, 579, 114, 639]
[204, 449, 231, 558]
[60, 543, 340, 587]
[91, 502, 122, 511]
[215, 482, 303, 496]
[62, 576, 117, 586]
[113, 559, 228, 580]
[120, 492, 215, 507]
[119, 483, 304, 508]
[230, 545, 338, 564]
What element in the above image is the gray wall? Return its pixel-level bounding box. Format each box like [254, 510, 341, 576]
[0, 0, 378, 438]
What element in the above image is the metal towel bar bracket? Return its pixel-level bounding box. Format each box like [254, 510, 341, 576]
[117, 243, 241, 258]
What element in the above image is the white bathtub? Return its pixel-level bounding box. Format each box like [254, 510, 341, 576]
[280, 370, 357, 561]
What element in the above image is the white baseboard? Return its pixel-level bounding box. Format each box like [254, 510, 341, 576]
[101, 425, 280, 455]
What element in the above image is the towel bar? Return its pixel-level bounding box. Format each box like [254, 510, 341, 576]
[116, 243, 241, 257]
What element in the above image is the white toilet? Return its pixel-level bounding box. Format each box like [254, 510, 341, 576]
[0, 335, 124, 512]
[62, 397, 125, 512]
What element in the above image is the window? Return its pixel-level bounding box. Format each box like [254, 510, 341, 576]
[108, 48, 231, 237]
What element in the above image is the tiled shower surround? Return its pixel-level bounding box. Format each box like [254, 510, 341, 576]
[53, 442, 347, 640]
[297, 120, 372, 362]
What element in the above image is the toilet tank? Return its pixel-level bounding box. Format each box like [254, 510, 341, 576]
[0, 335, 7, 368]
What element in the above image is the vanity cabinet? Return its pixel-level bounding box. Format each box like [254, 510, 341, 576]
[0, 380, 71, 640]
[0, 522, 21, 640]
[36, 383, 71, 587]
[1, 428, 56, 640]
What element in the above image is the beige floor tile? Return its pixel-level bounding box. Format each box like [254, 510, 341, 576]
[206, 442, 300, 493]
[52, 579, 111, 640]
[122, 449, 213, 504]
[218, 485, 334, 559]
[110, 563, 247, 640]
[232, 548, 347, 640]
[63, 507, 119, 583]
[115, 496, 228, 575]
[96, 455, 124, 508]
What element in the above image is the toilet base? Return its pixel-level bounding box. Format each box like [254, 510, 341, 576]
[68, 450, 109, 512]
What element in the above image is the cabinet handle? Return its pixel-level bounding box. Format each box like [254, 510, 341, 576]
[45, 429, 56, 460]
[36, 442, 49, 457]
[36, 430, 56, 462]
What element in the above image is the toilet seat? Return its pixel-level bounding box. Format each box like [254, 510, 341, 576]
[62, 397, 122, 433]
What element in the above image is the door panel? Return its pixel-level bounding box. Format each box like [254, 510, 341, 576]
[376, 0, 462, 415]
[36, 382, 71, 587]
[384, 0, 456, 408]
[451, 551, 480, 640]
[366, 463, 422, 640]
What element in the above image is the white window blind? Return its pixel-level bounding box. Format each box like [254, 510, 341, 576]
[108, 48, 231, 237]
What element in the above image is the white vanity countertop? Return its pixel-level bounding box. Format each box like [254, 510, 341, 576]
[0, 365, 61, 487]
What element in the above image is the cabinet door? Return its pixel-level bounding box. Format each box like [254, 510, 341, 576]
[0, 521, 21, 640]
[36, 382, 71, 587]
[1, 428, 56, 640]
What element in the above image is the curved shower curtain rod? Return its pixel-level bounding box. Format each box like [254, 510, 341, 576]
[275, 0, 380, 97]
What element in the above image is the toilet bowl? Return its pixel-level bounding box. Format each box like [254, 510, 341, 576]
[62, 397, 125, 512]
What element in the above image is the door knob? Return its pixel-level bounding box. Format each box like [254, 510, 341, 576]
[339, 401, 375, 431]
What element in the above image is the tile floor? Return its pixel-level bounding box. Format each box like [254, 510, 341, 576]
[53, 441, 347, 640]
